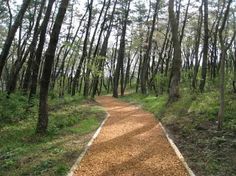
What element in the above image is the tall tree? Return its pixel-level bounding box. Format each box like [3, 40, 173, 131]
[29, 0, 56, 98]
[72, 0, 93, 96]
[0, 0, 31, 78]
[140, 0, 159, 94]
[36, 0, 70, 134]
[192, 3, 203, 89]
[113, 0, 131, 98]
[83, 0, 108, 97]
[199, 0, 209, 92]
[91, 0, 117, 98]
[7, 0, 47, 95]
[168, 0, 182, 102]
[233, 41, 236, 93]
[217, 0, 234, 130]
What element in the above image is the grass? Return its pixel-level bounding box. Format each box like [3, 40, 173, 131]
[120, 88, 236, 176]
[0, 93, 106, 176]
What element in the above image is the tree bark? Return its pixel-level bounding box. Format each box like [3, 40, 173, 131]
[140, 0, 159, 94]
[199, 0, 209, 92]
[217, 0, 233, 130]
[192, 3, 203, 89]
[0, 0, 31, 78]
[37, 0, 69, 134]
[113, 0, 131, 98]
[168, 0, 182, 102]
[91, 0, 116, 98]
[83, 0, 109, 97]
[233, 46, 236, 93]
[7, 0, 46, 95]
[72, 0, 93, 96]
[29, 0, 56, 98]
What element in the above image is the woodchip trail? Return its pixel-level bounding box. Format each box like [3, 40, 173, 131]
[73, 96, 189, 176]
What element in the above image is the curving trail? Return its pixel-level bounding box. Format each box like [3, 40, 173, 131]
[73, 96, 189, 176]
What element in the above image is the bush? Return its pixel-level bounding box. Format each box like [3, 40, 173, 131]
[0, 93, 35, 125]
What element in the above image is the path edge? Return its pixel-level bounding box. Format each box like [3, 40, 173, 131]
[159, 122, 196, 176]
[67, 112, 110, 176]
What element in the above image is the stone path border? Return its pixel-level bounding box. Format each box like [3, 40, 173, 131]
[68, 96, 195, 176]
[67, 112, 110, 176]
[159, 122, 195, 176]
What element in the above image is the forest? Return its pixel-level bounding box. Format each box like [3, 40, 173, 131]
[0, 0, 236, 175]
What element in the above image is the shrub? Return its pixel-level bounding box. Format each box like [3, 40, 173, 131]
[0, 93, 35, 125]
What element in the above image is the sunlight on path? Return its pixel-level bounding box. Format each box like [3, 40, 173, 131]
[73, 96, 189, 176]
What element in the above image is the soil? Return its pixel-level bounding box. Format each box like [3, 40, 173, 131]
[73, 96, 189, 176]
[167, 122, 236, 176]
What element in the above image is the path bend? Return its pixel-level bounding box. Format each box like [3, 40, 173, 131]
[73, 96, 189, 176]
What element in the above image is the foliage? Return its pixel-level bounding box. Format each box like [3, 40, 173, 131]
[121, 88, 236, 176]
[154, 73, 168, 94]
[0, 92, 36, 125]
[0, 94, 106, 176]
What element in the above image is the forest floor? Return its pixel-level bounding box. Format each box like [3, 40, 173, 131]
[73, 96, 189, 176]
[120, 91, 236, 176]
[0, 94, 106, 176]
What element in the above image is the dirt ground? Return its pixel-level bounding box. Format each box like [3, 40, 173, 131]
[73, 96, 189, 176]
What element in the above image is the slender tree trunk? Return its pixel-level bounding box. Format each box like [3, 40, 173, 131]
[0, 0, 31, 78]
[83, 0, 109, 97]
[217, 0, 233, 130]
[233, 47, 236, 93]
[113, 0, 131, 98]
[168, 0, 182, 102]
[50, 45, 65, 90]
[192, 4, 203, 89]
[7, 0, 46, 95]
[123, 50, 131, 94]
[72, 0, 93, 96]
[136, 49, 142, 93]
[67, 11, 88, 94]
[29, 0, 56, 99]
[211, 2, 225, 79]
[232, 18, 236, 93]
[129, 52, 138, 87]
[91, 0, 117, 98]
[199, 0, 209, 92]
[7, 18, 36, 94]
[218, 50, 225, 130]
[179, 0, 190, 44]
[36, 0, 69, 134]
[140, 0, 159, 94]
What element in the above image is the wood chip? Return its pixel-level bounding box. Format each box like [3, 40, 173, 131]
[73, 96, 189, 176]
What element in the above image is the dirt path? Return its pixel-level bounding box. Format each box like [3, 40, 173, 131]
[73, 96, 189, 176]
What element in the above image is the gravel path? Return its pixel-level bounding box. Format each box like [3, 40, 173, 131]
[73, 96, 189, 176]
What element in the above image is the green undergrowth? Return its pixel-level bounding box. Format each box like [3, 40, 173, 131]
[120, 89, 236, 176]
[0, 93, 106, 176]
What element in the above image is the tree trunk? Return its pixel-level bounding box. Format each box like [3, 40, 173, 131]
[113, 0, 131, 98]
[0, 0, 31, 78]
[233, 75, 236, 92]
[199, 0, 209, 92]
[7, 0, 46, 95]
[233, 48, 236, 93]
[136, 49, 142, 93]
[83, 0, 109, 97]
[168, 0, 182, 102]
[217, 0, 233, 130]
[37, 0, 69, 134]
[91, 0, 117, 98]
[72, 0, 93, 96]
[179, 0, 190, 44]
[140, 0, 159, 94]
[192, 3, 203, 89]
[29, 0, 56, 99]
